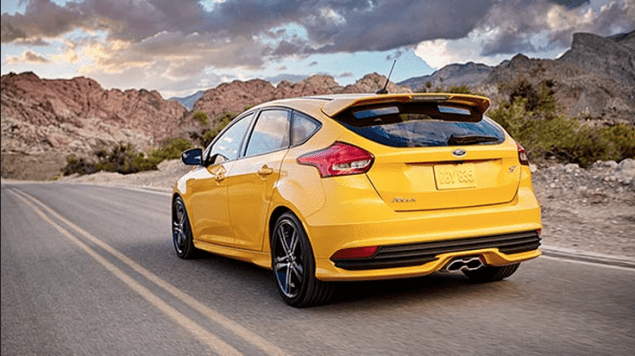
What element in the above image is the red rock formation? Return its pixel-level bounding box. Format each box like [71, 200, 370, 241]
[1, 72, 187, 156]
[192, 73, 411, 125]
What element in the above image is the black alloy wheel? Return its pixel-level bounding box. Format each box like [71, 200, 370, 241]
[172, 196, 197, 259]
[271, 212, 333, 307]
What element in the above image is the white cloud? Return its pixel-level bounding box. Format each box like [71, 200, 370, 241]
[414, 40, 458, 69]
[414, 0, 633, 69]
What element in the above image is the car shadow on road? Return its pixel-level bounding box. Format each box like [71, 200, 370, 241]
[180, 250, 522, 309]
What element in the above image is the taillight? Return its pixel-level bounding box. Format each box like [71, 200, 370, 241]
[331, 246, 378, 260]
[297, 142, 374, 177]
[516, 141, 529, 166]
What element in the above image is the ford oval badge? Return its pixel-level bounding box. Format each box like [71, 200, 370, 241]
[452, 149, 467, 157]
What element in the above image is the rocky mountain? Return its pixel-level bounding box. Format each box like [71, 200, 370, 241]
[168, 90, 205, 110]
[191, 73, 411, 126]
[1, 72, 188, 179]
[558, 32, 635, 87]
[398, 62, 493, 91]
[399, 31, 635, 124]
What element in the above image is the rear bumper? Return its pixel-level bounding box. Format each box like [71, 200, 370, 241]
[316, 247, 541, 281]
[304, 175, 542, 281]
[331, 230, 540, 271]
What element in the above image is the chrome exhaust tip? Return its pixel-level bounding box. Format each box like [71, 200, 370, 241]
[444, 256, 484, 272]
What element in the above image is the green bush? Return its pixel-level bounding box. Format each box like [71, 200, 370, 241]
[489, 88, 635, 167]
[62, 138, 194, 176]
[416, 84, 477, 95]
[62, 154, 97, 176]
[145, 137, 193, 169]
[92, 143, 143, 174]
[192, 110, 210, 126]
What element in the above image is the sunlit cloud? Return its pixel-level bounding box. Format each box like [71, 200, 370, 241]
[5, 50, 49, 64]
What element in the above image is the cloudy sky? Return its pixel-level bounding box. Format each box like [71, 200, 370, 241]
[1, 0, 633, 98]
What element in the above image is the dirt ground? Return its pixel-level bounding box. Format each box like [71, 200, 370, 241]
[532, 160, 635, 258]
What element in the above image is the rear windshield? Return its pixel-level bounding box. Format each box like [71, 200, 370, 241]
[335, 103, 505, 147]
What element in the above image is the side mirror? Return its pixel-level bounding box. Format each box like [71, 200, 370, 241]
[181, 148, 203, 165]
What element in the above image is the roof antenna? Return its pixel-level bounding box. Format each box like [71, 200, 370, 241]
[376, 59, 396, 94]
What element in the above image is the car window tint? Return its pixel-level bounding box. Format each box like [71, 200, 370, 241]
[292, 112, 320, 145]
[209, 113, 253, 161]
[336, 103, 505, 148]
[244, 110, 290, 157]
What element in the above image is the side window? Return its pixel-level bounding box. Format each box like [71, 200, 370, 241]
[208, 113, 253, 162]
[244, 110, 290, 157]
[292, 112, 320, 145]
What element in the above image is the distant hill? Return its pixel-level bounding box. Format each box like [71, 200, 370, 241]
[399, 30, 635, 124]
[398, 62, 493, 91]
[168, 90, 205, 110]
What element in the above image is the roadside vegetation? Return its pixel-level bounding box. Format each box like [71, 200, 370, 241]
[489, 79, 635, 167]
[61, 110, 239, 176]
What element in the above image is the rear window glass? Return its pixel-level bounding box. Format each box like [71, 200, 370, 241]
[336, 103, 505, 147]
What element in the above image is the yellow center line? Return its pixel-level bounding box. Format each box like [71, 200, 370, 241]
[11, 188, 287, 356]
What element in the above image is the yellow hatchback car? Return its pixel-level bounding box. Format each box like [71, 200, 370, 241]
[172, 93, 542, 307]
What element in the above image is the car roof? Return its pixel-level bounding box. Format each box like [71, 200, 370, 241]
[252, 93, 490, 119]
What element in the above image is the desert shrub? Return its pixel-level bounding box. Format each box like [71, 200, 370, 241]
[145, 137, 193, 168]
[501, 79, 556, 114]
[62, 137, 194, 176]
[192, 110, 210, 126]
[62, 154, 97, 176]
[489, 93, 635, 167]
[92, 143, 143, 174]
[444, 85, 474, 94]
[603, 124, 635, 159]
[416, 84, 477, 95]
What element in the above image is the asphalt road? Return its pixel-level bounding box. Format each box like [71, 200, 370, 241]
[2, 182, 634, 356]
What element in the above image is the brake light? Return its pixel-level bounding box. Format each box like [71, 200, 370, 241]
[297, 142, 374, 177]
[331, 246, 379, 260]
[516, 141, 529, 166]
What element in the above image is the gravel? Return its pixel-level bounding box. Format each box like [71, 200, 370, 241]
[532, 159, 635, 259]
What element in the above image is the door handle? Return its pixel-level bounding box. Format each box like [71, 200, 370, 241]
[258, 165, 274, 176]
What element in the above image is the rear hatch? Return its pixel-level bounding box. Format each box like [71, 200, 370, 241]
[329, 94, 521, 211]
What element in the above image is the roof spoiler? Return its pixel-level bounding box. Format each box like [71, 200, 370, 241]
[322, 93, 491, 119]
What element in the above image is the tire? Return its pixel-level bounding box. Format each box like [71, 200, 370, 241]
[172, 196, 198, 259]
[271, 212, 334, 307]
[462, 263, 520, 283]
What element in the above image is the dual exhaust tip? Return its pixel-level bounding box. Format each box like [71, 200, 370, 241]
[444, 256, 484, 272]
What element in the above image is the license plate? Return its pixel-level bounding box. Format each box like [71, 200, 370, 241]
[434, 163, 477, 190]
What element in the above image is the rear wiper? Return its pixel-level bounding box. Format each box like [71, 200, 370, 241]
[447, 134, 500, 145]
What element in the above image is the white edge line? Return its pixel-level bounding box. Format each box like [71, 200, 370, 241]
[541, 255, 635, 272]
